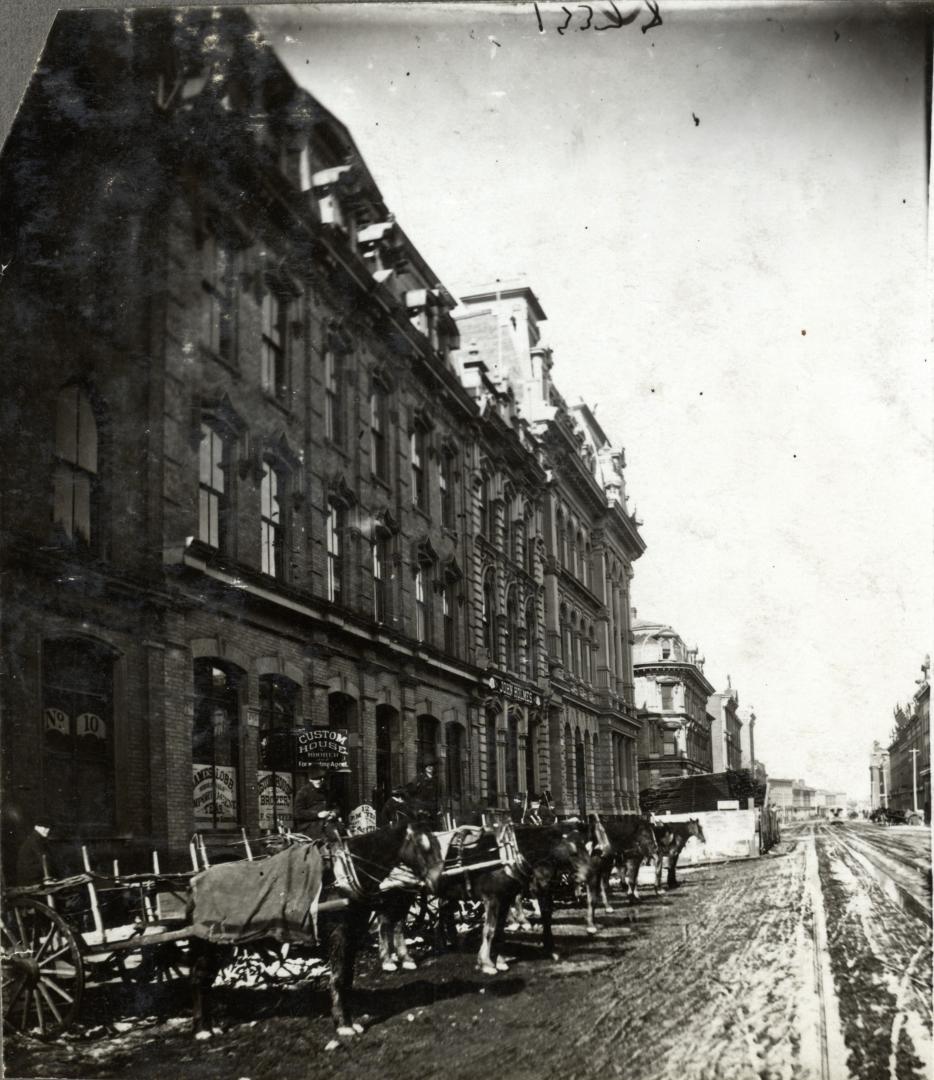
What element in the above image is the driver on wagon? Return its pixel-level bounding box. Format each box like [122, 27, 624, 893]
[293, 768, 340, 839]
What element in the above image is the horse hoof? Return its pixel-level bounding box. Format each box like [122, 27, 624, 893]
[381, 960, 398, 972]
[352, 1022, 365, 1034]
[549, 952, 561, 962]
[477, 963, 498, 976]
[401, 959, 417, 970]
[336, 1026, 357, 1038]
[495, 958, 510, 972]
[587, 925, 598, 935]
[604, 907, 614, 915]
[194, 1029, 213, 1042]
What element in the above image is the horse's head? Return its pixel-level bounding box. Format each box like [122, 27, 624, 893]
[557, 825, 596, 885]
[399, 821, 444, 894]
[688, 818, 706, 844]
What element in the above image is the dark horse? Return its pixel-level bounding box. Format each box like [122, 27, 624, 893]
[652, 818, 706, 890]
[378, 822, 598, 977]
[590, 815, 661, 911]
[188, 821, 443, 1039]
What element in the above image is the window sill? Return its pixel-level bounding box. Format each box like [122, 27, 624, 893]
[262, 391, 293, 417]
[199, 343, 241, 379]
[371, 474, 392, 495]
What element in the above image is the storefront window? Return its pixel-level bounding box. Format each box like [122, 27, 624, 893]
[193, 659, 241, 829]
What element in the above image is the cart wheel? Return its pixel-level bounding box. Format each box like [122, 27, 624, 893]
[2, 896, 84, 1038]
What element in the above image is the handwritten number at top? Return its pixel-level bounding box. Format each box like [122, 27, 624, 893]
[534, 0, 662, 34]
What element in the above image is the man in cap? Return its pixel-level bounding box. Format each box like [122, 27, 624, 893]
[17, 814, 58, 886]
[293, 769, 340, 839]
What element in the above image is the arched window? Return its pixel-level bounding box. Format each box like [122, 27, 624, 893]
[193, 659, 243, 829]
[445, 721, 466, 810]
[54, 385, 99, 548]
[42, 638, 115, 834]
[417, 715, 439, 773]
[370, 382, 389, 480]
[440, 449, 455, 529]
[505, 710, 520, 799]
[326, 502, 344, 603]
[505, 588, 520, 673]
[525, 599, 539, 680]
[374, 705, 400, 812]
[324, 350, 342, 445]
[260, 460, 287, 579]
[257, 674, 299, 830]
[482, 572, 496, 659]
[486, 709, 499, 804]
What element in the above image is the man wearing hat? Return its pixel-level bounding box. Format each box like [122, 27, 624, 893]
[293, 769, 339, 838]
[16, 815, 58, 886]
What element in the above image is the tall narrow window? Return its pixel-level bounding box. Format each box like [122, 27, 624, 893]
[415, 565, 431, 643]
[446, 722, 465, 806]
[261, 290, 289, 400]
[442, 583, 456, 654]
[479, 476, 491, 538]
[525, 716, 539, 796]
[53, 386, 98, 546]
[660, 683, 673, 710]
[557, 511, 567, 567]
[326, 503, 343, 603]
[486, 710, 499, 803]
[199, 422, 230, 551]
[505, 589, 520, 673]
[42, 639, 114, 834]
[505, 711, 520, 798]
[416, 715, 438, 774]
[203, 237, 237, 363]
[324, 351, 342, 445]
[373, 534, 390, 623]
[193, 660, 242, 829]
[258, 675, 299, 831]
[410, 427, 427, 510]
[504, 486, 516, 558]
[370, 383, 388, 480]
[440, 450, 455, 529]
[260, 461, 285, 579]
[526, 600, 538, 679]
[482, 573, 496, 659]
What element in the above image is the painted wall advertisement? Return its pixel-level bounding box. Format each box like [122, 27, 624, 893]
[257, 770, 294, 829]
[192, 763, 238, 826]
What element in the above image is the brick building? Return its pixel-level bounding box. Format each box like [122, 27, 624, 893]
[886, 656, 930, 822]
[0, 9, 648, 868]
[632, 617, 714, 787]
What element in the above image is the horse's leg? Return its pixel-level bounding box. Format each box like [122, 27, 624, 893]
[538, 879, 558, 960]
[492, 893, 513, 972]
[328, 917, 359, 1037]
[583, 869, 599, 935]
[190, 939, 220, 1039]
[600, 857, 614, 913]
[377, 911, 398, 972]
[667, 848, 681, 890]
[624, 855, 642, 904]
[394, 912, 417, 970]
[476, 894, 499, 975]
[655, 852, 664, 894]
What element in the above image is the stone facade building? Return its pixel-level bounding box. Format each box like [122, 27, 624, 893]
[707, 683, 743, 773]
[632, 618, 714, 787]
[0, 9, 646, 868]
[455, 286, 646, 817]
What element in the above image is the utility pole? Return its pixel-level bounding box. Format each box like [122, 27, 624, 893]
[909, 748, 920, 814]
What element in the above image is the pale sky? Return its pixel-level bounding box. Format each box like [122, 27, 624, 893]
[252, 1, 932, 800]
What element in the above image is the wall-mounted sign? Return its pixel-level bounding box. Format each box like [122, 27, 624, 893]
[717, 799, 740, 811]
[347, 804, 377, 835]
[483, 673, 542, 708]
[193, 763, 238, 826]
[44, 708, 69, 734]
[296, 728, 350, 772]
[257, 770, 294, 830]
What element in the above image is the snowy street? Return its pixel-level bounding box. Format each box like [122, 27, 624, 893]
[6, 821, 931, 1080]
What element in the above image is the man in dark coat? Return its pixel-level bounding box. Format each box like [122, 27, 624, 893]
[406, 763, 439, 822]
[381, 786, 414, 827]
[293, 773, 338, 838]
[16, 817, 57, 886]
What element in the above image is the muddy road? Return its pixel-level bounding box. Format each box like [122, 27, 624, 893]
[5, 822, 931, 1080]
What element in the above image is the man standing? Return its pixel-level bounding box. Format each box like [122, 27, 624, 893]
[293, 770, 338, 838]
[17, 816, 57, 886]
[406, 762, 439, 822]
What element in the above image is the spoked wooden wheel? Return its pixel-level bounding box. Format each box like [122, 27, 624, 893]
[2, 896, 84, 1038]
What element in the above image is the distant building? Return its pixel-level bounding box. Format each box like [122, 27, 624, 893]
[633, 618, 714, 787]
[768, 778, 795, 818]
[869, 740, 891, 811]
[886, 656, 930, 822]
[708, 682, 743, 773]
[737, 705, 757, 772]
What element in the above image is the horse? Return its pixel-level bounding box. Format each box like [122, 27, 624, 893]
[378, 822, 599, 977]
[187, 820, 443, 1040]
[589, 815, 661, 911]
[652, 818, 706, 890]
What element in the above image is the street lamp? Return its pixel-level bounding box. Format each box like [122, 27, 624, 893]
[909, 748, 920, 814]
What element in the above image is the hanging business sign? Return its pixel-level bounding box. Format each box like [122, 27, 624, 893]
[257, 770, 294, 830]
[296, 728, 350, 772]
[482, 673, 542, 708]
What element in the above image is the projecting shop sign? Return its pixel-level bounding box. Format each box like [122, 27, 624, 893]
[483, 674, 542, 708]
[296, 728, 350, 772]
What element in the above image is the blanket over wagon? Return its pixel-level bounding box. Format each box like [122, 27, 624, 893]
[189, 843, 325, 945]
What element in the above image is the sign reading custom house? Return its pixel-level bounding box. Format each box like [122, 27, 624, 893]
[260, 727, 350, 772]
[483, 673, 542, 708]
